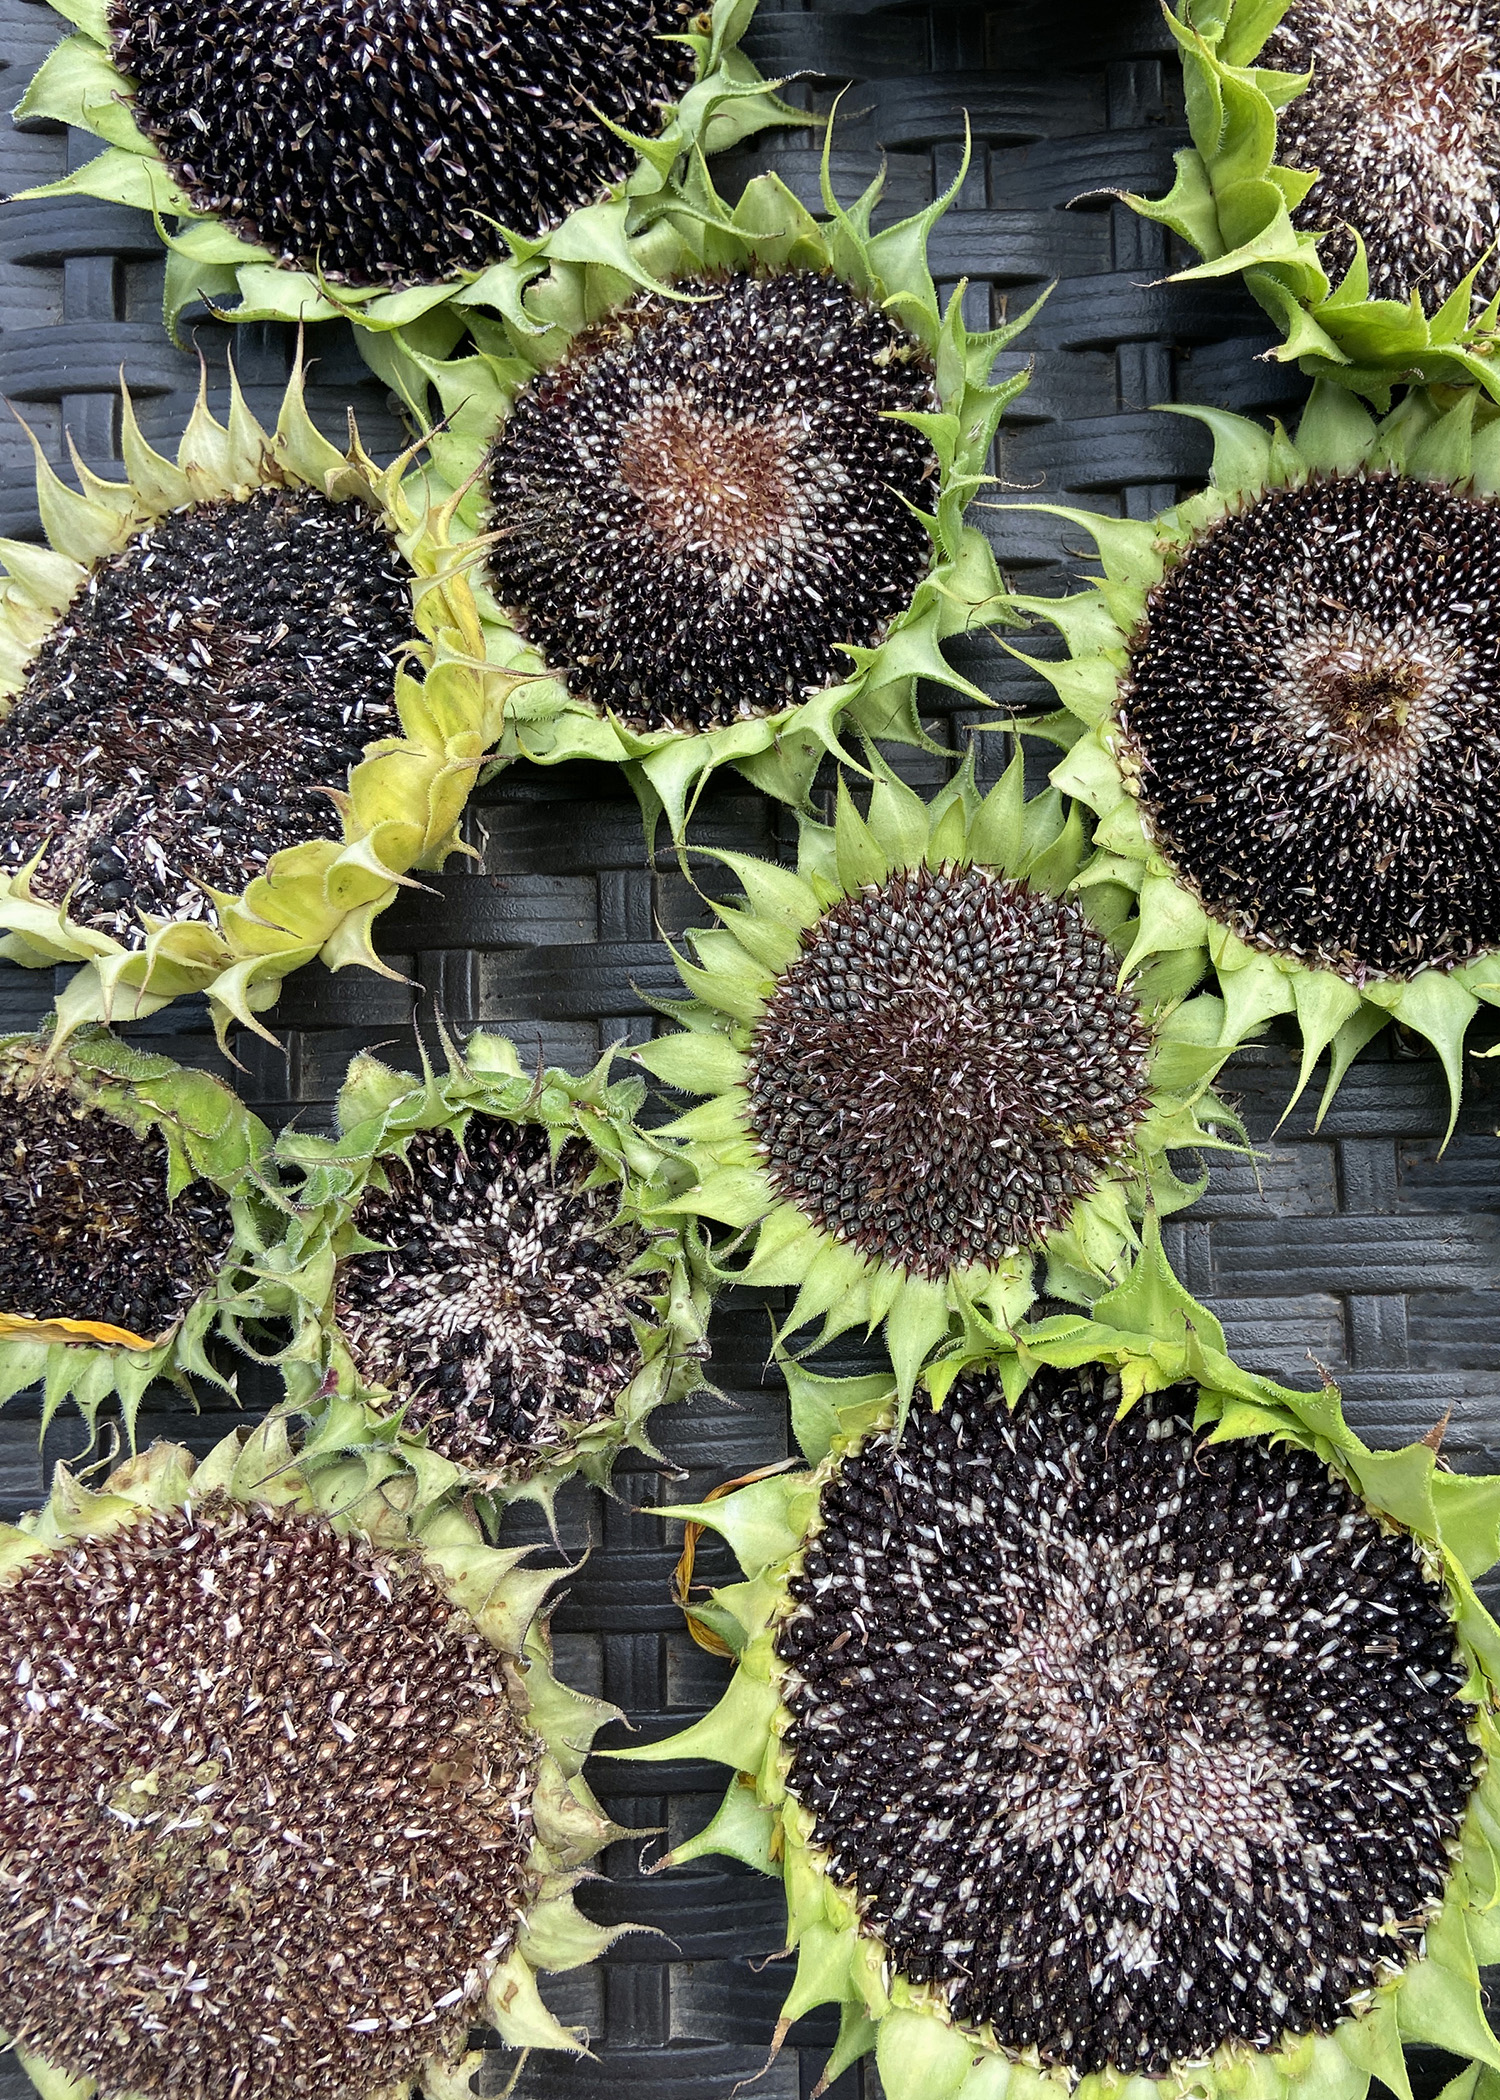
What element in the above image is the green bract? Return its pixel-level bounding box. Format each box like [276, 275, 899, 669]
[632, 751, 1237, 1400]
[1012, 382, 1500, 1135]
[0, 1025, 280, 1440]
[1129, 0, 1500, 401]
[14, 0, 792, 352]
[0, 1417, 628, 2097]
[0, 359, 527, 1048]
[247, 1030, 713, 1516]
[619, 1235, 1500, 2100]
[384, 149, 1039, 843]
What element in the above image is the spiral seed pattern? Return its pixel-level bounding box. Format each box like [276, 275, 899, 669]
[777, 1368, 1477, 2076]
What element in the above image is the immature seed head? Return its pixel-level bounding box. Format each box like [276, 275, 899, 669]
[335, 1117, 657, 1474]
[1265, 0, 1500, 306]
[0, 1496, 538, 2099]
[0, 1070, 231, 1338]
[109, 0, 697, 287]
[776, 1367, 1478, 2076]
[1122, 473, 1500, 977]
[744, 865, 1153, 1280]
[484, 270, 939, 731]
[0, 488, 411, 946]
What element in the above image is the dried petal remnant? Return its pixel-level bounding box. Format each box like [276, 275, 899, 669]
[0, 1498, 537, 2099]
[485, 270, 939, 731]
[1266, 0, 1500, 306]
[337, 1118, 656, 1472]
[1122, 474, 1500, 977]
[0, 1072, 230, 1336]
[746, 865, 1152, 1279]
[776, 1368, 1477, 2075]
[0, 488, 411, 947]
[110, 0, 697, 286]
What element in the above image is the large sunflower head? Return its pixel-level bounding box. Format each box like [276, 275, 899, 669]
[0, 358, 525, 1048]
[620, 1239, 1500, 2100]
[0, 1023, 279, 1445]
[15, 0, 790, 346]
[634, 750, 1238, 1397]
[390, 153, 1042, 842]
[1129, 0, 1500, 399]
[1016, 381, 1500, 1135]
[0, 1416, 625, 2099]
[253, 1030, 714, 1515]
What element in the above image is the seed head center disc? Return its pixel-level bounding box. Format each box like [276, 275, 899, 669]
[485, 270, 939, 733]
[1265, 0, 1500, 305]
[1122, 474, 1500, 978]
[0, 1498, 538, 2099]
[336, 1118, 656, 1474]
[745, 865, 1153, 1280]
[776, 1369, 1478, 2076]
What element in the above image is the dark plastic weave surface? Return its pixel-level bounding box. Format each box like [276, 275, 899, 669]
[1, 1, 1498, 2093]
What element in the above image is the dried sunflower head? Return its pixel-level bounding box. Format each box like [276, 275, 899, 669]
[1015, 381, 1500, 1134]
[0, 1025, 278, 1444]
[0, 357, 524, 1048]
[621, 1240, 1500, 2100]
[14, 0, 790, 348]
[634, 751, 1238, 1399]
[0, 1415, 625, 2099]
[255, 1030, 714, 1514]
[394, 152, 1040, 841]
[1130, 0, 1500, 400]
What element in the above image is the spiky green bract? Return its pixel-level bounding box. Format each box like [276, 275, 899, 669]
[0, 1414, 627, 2098]
[245, 1030, 713, 1519]
[383, 146, 1040, 845]
[14, 0, 791, 353]
[0, 359, 530, 1050]
[0, 1025, 282, 1443]
[1013, 381, 1500, 1137]
[1127, 0, 1500, 402]
[633, 751, 1236, 1401]
[616, 1230, 1500, 2100]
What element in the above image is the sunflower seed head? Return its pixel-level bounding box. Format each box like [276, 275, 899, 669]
[1121, 472, 1500, 979]
[0, 1496, 538, 2099]
[336, 1118, 657, 1474]
[0, 489, 410, 946]
[0, 1068, 230, 1336]
[484, 269, 939, 732]
[745, 865, 1152, 1281]
[1266, 0, 1500, 307]
[110, 0, 696, 287]
[776, 1366, 1477, 2077]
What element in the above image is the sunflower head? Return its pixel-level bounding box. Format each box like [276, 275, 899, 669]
[255, 1030, 714, 1515]
[617, 1239, 1500, 2100]
[1014, 380, 1500, 1136]
[0, 1415, 625, 2100]
[0, 356, 526, 1048]
[1128, 0, 1500, 399]
[388, 151, 1043, 843]
[0, 1024, 279, 1442]
[634, 750, 1238, 1397]
[16, 0, 792, 345]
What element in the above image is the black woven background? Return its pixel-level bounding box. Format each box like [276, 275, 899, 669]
[1, 0, 1497, 2093]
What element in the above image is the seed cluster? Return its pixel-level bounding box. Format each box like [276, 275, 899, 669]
[745, 865, 1153, 1280]
[485, 270, 939, 731]
[0, 1497, 538, 2099]
[776, 1368, 1477, 2076]
[1121, 474, 1500, 978]
[0, 489, 411, 947]
[336, 1117, 659, 1475]
[0, 1070, 231, 1339]
[1265, 0, 1500, 307]
[110, 0, 697, 287]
